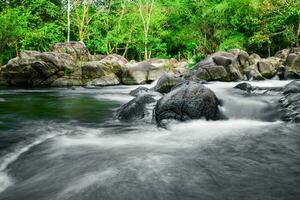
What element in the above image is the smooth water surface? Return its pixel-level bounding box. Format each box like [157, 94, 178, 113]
[0, 81, 299, 200]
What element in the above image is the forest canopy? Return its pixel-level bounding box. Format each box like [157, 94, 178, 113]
[0, 0, 299, 65]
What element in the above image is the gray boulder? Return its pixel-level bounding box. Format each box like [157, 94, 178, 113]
[117, 95, 156, 121]
[234, 82, 254, 92]
[53, 41, 91, 61]
[1, 51, 77, 87]
[280, 81, 300, 123]
[154, 81, 222, 126]
[190, 51, 243, 81]
[129, 86, 150, 97]
[285, 53, 300, 78]
[154, 74, 185, 93]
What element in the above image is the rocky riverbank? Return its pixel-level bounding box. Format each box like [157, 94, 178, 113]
[0, 41, 299, 87]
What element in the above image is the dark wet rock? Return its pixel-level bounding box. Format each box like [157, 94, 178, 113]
[283, 81, 300, 94]
[277, 66, 286, 80]
[154, 74, 185, 93]
[234, 82, 254, 92]
[154, 81, 222, 126]
[129, 86, 150, 97]
[117, 95, 156, 121]
[280, 81, 300, 123]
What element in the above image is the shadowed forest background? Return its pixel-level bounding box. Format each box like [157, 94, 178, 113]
[0, 0, 299, 65]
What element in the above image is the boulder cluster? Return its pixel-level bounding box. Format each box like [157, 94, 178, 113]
[188, 48, 300, 81]
[1, 42, 298, 87]
[0, 42, 187, 87]
[117, 74, 223, 127]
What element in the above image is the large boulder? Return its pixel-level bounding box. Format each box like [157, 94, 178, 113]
[280, 81, 300, 123]
[122, 61, 161, 85]
[154, 74, 185, 93]
[193, 65, 229, 81]
[53, 41, 91, 61]
[0, 51, 77, 86]
[51, 77, 82, 87]
[117, 94, 156, 121]
[189, 51, 243, 81]
[154, 81, 222, 126]
[229, 49, 251, 69]
[257, 57, 281, 79]
[122, 59, 180, 85]
[285, 53, 300, 78]
[81, 58, 125, 86]
[243, 54, 265, 80]
[275, 49, 290, 63]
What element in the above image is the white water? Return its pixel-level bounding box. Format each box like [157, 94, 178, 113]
[0, 131, 66, 193]
[0, 80, 298, 200]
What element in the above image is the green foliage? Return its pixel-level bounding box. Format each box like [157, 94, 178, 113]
[0, 0, 299, 65]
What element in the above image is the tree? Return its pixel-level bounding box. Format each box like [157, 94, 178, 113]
[137, 0, 155, 60]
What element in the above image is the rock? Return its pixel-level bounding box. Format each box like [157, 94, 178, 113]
[285, 53, 300, 77]
[101, 54, 128, 70]
[248, 53, 261, 65]
[51, 77, 82, 87]
[173, 61, 189, 77]
[190, 51, 243, 81]
[154, 81, 222, 126]
[283, 80, 300, 94]
[154, 74, 185, 93]
[277, 66, 286, 80]
[275, 49, 290, 63]
[81, 60, 123, 86]
[1, 51, 77, 87]
[194, 65, 229, 81]
[89, 54, 106, 61]
[122, 61, 159, 85]
[235, 50, 250, 69]
[53, 41, 91, 61]
[117, 94, 156, 121]
[280, 81, 300, 123]
[129, 86, 150, 97]
[243, 65, 265, 81]
[257, 59, 277, 79]
[85, 74, 120, 86]
[234, 82, 254, 93]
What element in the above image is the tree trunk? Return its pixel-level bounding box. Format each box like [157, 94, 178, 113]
[67, 0, 71, 42]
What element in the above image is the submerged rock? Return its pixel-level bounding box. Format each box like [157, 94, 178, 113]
[234, 82, 254, 92]
[154, 81, 222, 126]
[117, 95, 156, 121]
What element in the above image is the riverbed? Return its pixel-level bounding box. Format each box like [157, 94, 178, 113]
[0, 81, 299, 200]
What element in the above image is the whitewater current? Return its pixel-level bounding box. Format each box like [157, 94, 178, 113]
[0, 80, 299, 200]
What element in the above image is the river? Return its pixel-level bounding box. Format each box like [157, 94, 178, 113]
[0, 80, 299, 200]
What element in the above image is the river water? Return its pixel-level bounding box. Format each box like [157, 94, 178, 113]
[0, 81, 299, 200]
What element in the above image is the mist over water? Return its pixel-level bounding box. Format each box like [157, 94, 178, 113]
[0, 81, 299, 200]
